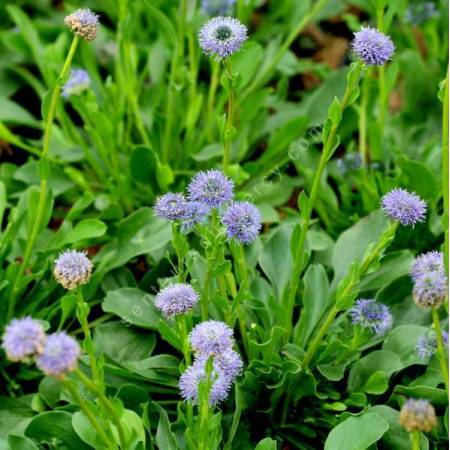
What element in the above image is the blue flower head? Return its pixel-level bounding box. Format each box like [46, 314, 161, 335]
[187, 170, 234, 207]
[155, 283, 199, 318]
[199, 17, 248, 59]
[64, 8, 99, 41]
[36, 332, 80, 378]
[62, 69, 91, 98]
[416, 329, 449, 359]
[410, 251, 444, 281]
[399, 399, 437, 432]
[381, 188, 427, 226]
[154, 193, 188, 221]
[54, 250, 92, 290]
[2, 317, 46, 362]
[352, 26, 395, 66]
[413, 271, 448, 308]
[221, 201, 262, 244]
[189, 320, 234, 356]
[349, 299, 393, 336]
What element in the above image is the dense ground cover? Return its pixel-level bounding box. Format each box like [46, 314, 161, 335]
[0, 0, 448, 449]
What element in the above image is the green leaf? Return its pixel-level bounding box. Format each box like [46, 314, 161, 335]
[394, 385, 448, 406]
[7, 435, 39, 450]
[0, 98, 40, 128]
[382, 325, 429, 368]
[152, 402, 178, 450]
[359, 250, 414, 291]
[103, 288, 160, 330]
[93, 322, 156, 364]
[60, 219, 107, 246]
[258, 223, 294, 300]
[367, 406, 429, 450]
[328, 97, 342, 126]
[96, 208, 172, 272]
[25, 411, 91, 450]
[254, 437, 278, 450]
[129, 146, 159, 188]
[72, 411, 109, 449]
[332, 210, 388, 288]
[348, 350, 403, 394]
[293, 264, 330, 347]
[324, 412, 389, 450]
[230, 42, 264, 89]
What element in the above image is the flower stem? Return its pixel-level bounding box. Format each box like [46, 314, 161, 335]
[359, 67, 371, 164]
[197, 358, 213, 450]
[431, 308, 449, 394]
[76, 287, 100, 385]
[285, 62, 362, 337]
[75, 369, 127, 449]
[442, 70, 449, 275]
[7, 35, 80, 321]
[223, 60, 235, 174]
[302, 221, 398, 368]
[63, 380, 115, 449]
[410, 430, 420, 450]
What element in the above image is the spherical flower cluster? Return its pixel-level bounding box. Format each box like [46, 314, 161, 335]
[155, 283, 199, 318]
[2, 317, 46, 362]
[181, 201, 210, 233]
[349, 299, 393, 336]
[381, 188, 427, 226]
[64, 9, 99, 41]
[201, 0, 236, 15]
[53, 250, 93, 290]
[412, 271, 448, 308]
[221, 201, 262, 244]
[187, 170, 234, 207]
[399, 398, 437, 432]
[352, 26, 395, 66]
[179, 359, 232, 405]
[416, 330, 449, 359]
[199, 16, 248, 59]
[180, 330, 243, 405]
[154, 193, 188, 221]
[36, 332, 80, 378]
[410, 251, 444, 281]
[62, 69, 91, 98]
[189, 320, 234, 356]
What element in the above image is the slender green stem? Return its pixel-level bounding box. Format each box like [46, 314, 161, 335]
[359, 68, 371, 164]
[302, 305, 339, 369]
[201, 272, 211, 321]
[302, 221, 398, 368]
[232, 243, 250, 358]
[75, 369, 127, 449]
[7, 36, 80, 320]
[285, 65, 361, 337]
[76, 287, 100, 384]
[410, 430, 420, 450]
[442, 70, 449, 275]
[206, 59, 220, 141]
[431, 309, 449, 394]
[198, 358, 213, 450]
[223, 60, 235, 174]
[176, 315, 191, 366]
[64, 381, 115, 449]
